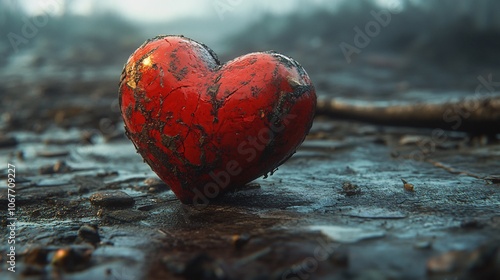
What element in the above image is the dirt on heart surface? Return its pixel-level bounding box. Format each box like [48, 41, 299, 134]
[1, 37, 500, 280]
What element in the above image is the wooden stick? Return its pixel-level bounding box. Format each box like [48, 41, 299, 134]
[315, 97, 500, 134]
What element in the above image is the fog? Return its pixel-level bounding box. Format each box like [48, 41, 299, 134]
[1, 0, 499, 93]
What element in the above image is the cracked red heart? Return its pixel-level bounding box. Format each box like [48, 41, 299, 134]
[119, 35, 316, 204]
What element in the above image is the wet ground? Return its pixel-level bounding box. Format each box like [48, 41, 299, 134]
[1, 49, 500, 280]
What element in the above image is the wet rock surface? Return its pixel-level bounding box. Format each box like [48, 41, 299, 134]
[1, 112, 499, 279]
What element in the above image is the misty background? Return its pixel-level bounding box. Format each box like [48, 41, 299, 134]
[1, 0, 499, 131]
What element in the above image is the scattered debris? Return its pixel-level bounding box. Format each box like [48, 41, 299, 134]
[341, 181, 361, 196]
[144, 177, 170, 193]
[401, 178, 415, 192]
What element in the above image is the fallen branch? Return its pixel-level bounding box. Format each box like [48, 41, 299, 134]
[315, 97, 500, 134]
[426, 159, 483, 179]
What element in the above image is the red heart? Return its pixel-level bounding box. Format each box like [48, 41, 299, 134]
[119, 35, 316, 205]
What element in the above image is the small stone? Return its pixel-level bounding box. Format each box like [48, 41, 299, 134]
[51, 247, 92, 272]
[144, 177, 169, 192]
[77, 224, 101, 244]
[144, 177, 165, 186]
[341, 181, 361, 196]
[148, 187, 159, 193]
[231, 233, 251, 249]
[89, 191, 134, 208]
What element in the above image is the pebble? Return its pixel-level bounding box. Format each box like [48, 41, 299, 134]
[341, 181, 361, 196]
[51, 247, 93, 272]
[77, 224, 101, 244]
[231, 233, 251, 249]
[144, 177, 166, 186]
[144, 177, 169, 193]
[89, 191, 135, 208]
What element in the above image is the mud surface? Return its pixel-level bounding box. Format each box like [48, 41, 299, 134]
[1, 33, 500, 280]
